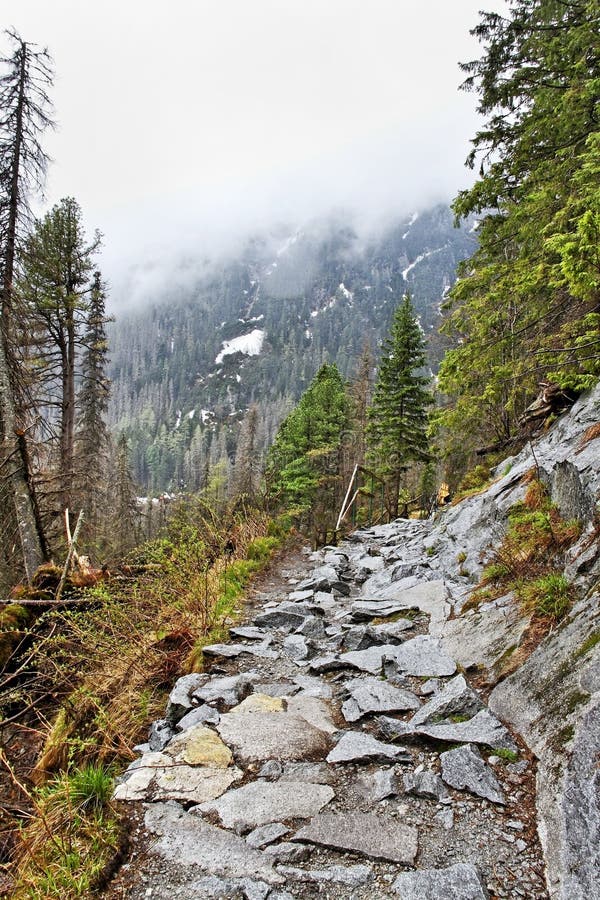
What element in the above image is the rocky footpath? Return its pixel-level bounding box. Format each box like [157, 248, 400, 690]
[108, 385, 600, 900]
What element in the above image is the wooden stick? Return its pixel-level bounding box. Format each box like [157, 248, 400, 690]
[55, 509, 84, 601]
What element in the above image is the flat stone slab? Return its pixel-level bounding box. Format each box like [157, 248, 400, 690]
[339, 636, 456, 677]
[392, 863, 488, 898]
[410, 674, 483, 726]
[245, 822, 289, 849]
[327, 730, 410, 764]
[379, 708, 517, 752]
[386, 635, 457, 677]
[217, 710, 332, 764]
[200, 780, 334, 830]
[202, 641, 277, 660]
[380, 579, 450, 636]
[440, 744, 505, 804]
[193, 674, 256, 708]
[292, 810, 418, 864]
[341, 676, 420, 722]
[229, 626, 268, 641]
[279, 864, 373, 886]
[286, 695, 337, 734]
[114, 751, 243, 803]
[350, 601, 411, 622]
[144, 802, 283, 885]
[176, 704, 220, 731]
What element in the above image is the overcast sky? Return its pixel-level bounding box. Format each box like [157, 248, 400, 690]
[2, 0, 499, 306]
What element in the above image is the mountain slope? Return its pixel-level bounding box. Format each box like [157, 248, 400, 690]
[108, 204, 477, 491]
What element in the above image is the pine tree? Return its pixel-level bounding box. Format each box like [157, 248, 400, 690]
[367, 294, 431, 518]
[19, 197, 101, 513]
[0, 30, 53, 580]
[75, 271, 112, 543]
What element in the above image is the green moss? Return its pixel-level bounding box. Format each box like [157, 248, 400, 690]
[565, 690, 590, 714]
[573, 630, 600, 660]
[555, 724, 575, 747]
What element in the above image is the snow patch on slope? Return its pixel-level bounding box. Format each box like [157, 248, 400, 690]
[402, 246, 444, 280]
[215, 329, 265, 364]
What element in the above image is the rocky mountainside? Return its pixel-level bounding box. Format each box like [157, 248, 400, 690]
[107, 204, 477, 491]
[108, 385, 599, 899]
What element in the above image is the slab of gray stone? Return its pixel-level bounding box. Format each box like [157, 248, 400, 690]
[280, 762, 335, 784]
[385, 635, 457, 677]
[229, 626, 267, 641]
[287, 589, 314, 602]
[403, 770, 450, 802]
[262, 842, 311, 864]
[350, 600, 411, 622]
[326, 730, 410, 764]
[372, 619, 415, 641]
[199, 780, 335, 830]
[296, 564, 339, 591]
[292, 810, 418, 864]
[341, 676, 420, 722]
[245, 822, 289, 849]
[144, 802, 284, 885]
[282, 634, 310, 660]
[295, 615, 326, 640]
[176, 704, 220, 732]
[308, 654, 347, 673]
[392, 863, 488, 898]
[278, 863, 373, 886]
[202, 641, 278, 660]
[149, 718, 174, 751]
[409, 674, 483, 726]
[193, 674, 256, 708]
[378, 579, 450, 636]
[253, 607, 307, 630]
[293, 674, 333, 698]
[313, 590, 336, 610]
[440, 744, 505, 804]
[166, 673, 209, 723]
[356, 768, 398, 801]
[217, 710, 332, 764]
[378, 708, 517, 751]
[286, 695, 337, 734]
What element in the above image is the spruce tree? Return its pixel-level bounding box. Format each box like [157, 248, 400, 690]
[266, 363, 350, 533]
[367, 294, 431, 518]
[438, 0, 600, 466]
[75, 271, 112, 544]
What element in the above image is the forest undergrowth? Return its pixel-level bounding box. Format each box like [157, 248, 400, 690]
[0, 499, 290, 898]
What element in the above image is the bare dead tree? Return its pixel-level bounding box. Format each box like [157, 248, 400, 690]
[0, 29, 54, 580]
